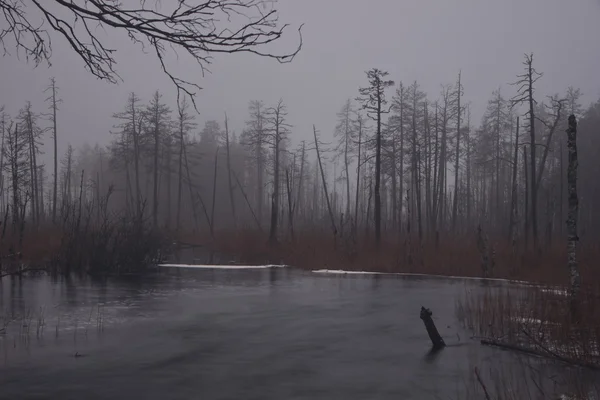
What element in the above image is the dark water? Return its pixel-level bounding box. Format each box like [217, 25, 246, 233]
[0, 268, 592, 399]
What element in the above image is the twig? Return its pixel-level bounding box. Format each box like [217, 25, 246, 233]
[474, 367, 492, 400]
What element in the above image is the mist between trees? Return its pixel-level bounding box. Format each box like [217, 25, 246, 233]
[1, 53, 599, 278]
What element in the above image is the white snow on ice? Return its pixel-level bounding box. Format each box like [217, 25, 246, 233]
[311, 269, 535, 284]
[159, 264, 288, 270]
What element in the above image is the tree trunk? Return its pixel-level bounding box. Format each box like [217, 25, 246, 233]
[452, 72, 462, 231]
[152, 112, 160, 227]
[411, 87, 423, 242]
[398, 97, 405, 234]
[26, 110, 38, 225]
[224, 113, 237, 227]
[374, 87, 382, 246]
[508, 117, 520, 242]
[527, 62, 539, 250]
[51, 81, 58, 224]
[565, 115, 580, 305]
[424, 102, 432, 233]
[176, 113, 184, 232]
[269, 118, 280, 245]
[286, 168, 295, 240]
[210, 148, 219, 238]
[133, 114, 142, 217]
[354, 118, 363, 231]
[523, 146, 530, 248]
[183, 138, 199, 232]
[536, 101, 563, 190]
[295, 141, 306, 220]
[314, 125, 337, 243]
[495, 99, 501, 230]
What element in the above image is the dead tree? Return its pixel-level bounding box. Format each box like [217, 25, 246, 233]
[420, 307, 445, 349]
[144, 91, 172, 228]
[224, 113, 237, 227]
[391, 83, 406, 233]
[3, 123, 28, 233]
[508, 117, 520, 243]
[357, 68, 394, 246]
[266, 99, 291, 245]
[285, 168, 295, 240]
[43, 77, 62, 224]
[313, 125, 337, 244]
[452, 71, 463, 232]
[19, 102, 42, 225]
[242, 100, 267, 226]
[113, 92, 145, 217]
[0, 109, 6, 212]
[1, 1, 302, 107]
[176, 97, 196, 232]
[536, 96, 565, 190]
[408, 81, 426, 242]
[295, 141, 306, 222]
[511, 53, 542, 250]
[565, 115, 580, 305]
[210, 148, 219, 238]
[354, 112, 365, 232]
[334, 99, 356, 219]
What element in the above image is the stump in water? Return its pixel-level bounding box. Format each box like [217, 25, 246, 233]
[420, 306, 446, 349]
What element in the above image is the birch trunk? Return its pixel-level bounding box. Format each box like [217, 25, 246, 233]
[565, 114, 580, 304]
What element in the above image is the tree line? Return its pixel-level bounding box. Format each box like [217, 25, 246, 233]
[1, 53, 599, 257]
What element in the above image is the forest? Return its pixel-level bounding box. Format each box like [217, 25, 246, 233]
[1, 53, 598, 282]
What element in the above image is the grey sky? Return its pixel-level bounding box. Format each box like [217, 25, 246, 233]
[1, 0, 599, 166]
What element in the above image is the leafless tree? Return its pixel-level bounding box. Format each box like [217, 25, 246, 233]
[43, 77, 61, 223]
[175, 97, 196, 233]
[266, 99, 291, 244]
[333, 99, 356, 219]
[511, 53, 543, 250]
[0, 0, 302, 107]
[143, 90, 172, 227]
[357, 68, 394, 246]
[242, 100, 268, 225]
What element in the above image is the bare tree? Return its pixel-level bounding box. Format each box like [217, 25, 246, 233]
[241, 100, 267, 225]
[143, 90, 172, 227]
[565, 115, 580, 309]
[313, 125, 337, 242]
[391, 83, 408, 232]
[357, 68, 394, 245]
[175, 97, 196, 233]
[0, 0, 302, 106]
[353, 111, 367, 231]
[511, 53, 542, 250]
[0, 108, 6, 211]
[2, 122, 29, 232]
[333, 99, 356, 218]
[18, 102, 42, 224]
[266, 99, 291, 245]
[452, 71, 464, 232]
[112, 92, 144, 217]
[43, 77, 61, 223]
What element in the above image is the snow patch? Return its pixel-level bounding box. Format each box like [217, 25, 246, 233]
[159, 264, 288, 270]
[311, 269, 533, 284]
[540, 288, 569, 296]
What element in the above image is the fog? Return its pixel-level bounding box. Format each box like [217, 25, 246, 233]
[1, 0, 600, 244]
[2, 0, 599, 166]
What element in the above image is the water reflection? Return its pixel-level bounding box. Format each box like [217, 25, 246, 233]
[0, 269, 598, 399]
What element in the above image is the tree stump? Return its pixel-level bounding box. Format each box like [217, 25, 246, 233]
[420, 306, 446, 349]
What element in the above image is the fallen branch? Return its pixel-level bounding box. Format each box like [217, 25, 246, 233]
[480, 337, 600, 370]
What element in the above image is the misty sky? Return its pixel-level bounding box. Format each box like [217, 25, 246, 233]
[1, 0, 599, 167]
